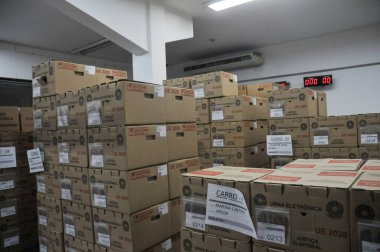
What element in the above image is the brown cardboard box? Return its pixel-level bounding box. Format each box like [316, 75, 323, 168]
[86, 81, 166, 127]
[0, 167, 36, 190]
[62, 200, 94, 243]
[268, 88, 322, 118]
[238, 85, 247, 96]
[210, 96, 268, 122]
[87, 125, 168, 170]
[89, 165, 169, 214]
[357, 113, 380, 146]
[181, 167, 273, 241]
[252, 169, 359, 252]
[164, 86, 195, 123]
[57, 129, 88, 167]
[0, 196, 37, 226]
[1, 221, 38, 251]
[198, 148, 212, 169]
[242, 83, 284, 98]
[269, 118, 310, 148]
[310, 115, 358, 147]
[95, 67, 127, 84]
[33, 130, 58, 165]
[39, 227, 64, 252]
[92, 202, 172, 251]
[37, 193, 63, 233]
[170, 198, 181, 235]
[32, 60, 96, 97]
[0, 107, 20, 132]
[318, 91, 328, 117]
[359, 160, 380, 172]
[59, 166, 91, 205]
[192, 71, 238, 99]
[64, 235, 95, 252]
[0, 185, 36, 202]
[312, 147, 359, 159]
[143, 233, 181, 252]
[19, 107, 33, 132]
[36, 164, 61, 198]
[281, 158, 364, 171]
[350, 172, 380, 252]
[294, 147, 312, 159]
[197, 124, 211, 149]
[56, 89, 87, 129]
[271, 157, 294, 169]
[359, 146, 380, 159]
[167, 123, 197, 161]
[211, 143, 269, 167]
[211, 120, 268, 148]
[181, 228, 252, 252]
[195, 99, 210, 124]
[33, 95, 57, 130]
[168, 157, 200, 199]
[163, 76, 192, 89]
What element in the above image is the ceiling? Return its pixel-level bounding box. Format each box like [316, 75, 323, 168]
[0, 0, 379, 66]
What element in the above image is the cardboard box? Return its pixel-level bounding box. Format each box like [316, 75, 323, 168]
[165, 86, 195, 123]
[359, 160, 380, 172]
[181, 228, 252, 252]
[36, 164, 61, 198]
[170, 198, 181, 235]
[359, 146, 380, 160]
[92, 202, 172, 251]
[64, 235, 95, 252]
[0, 185, 36, 202]
[19, 107, 33, 132]
[37, 193, 63, 233]
[181, 167, 273, 241]
[0, 167, 36, 190]
[167, 123, 197, 161]
[198, 148, 212, 169]
[39, 227, 64, 252]
[197, 124, 211, 149]
[294, 147, 312, 159]
[86, 81, 166, 127]
[87, 125, 168, 170]
[95, 67, 127, 84]
[1, 221, 38, 251]
[312, 147, 359, 159]
[168, 157, 200, 199]
[211, 120, 268, 148]
[33, 130, 58, 165]
[144, 233, 181, 252]
[56, 89, 87, 129]
[271, 157, 294, 169]
[59, 166, 91, 205]
[318, 91, 328, 118]
[251, 169, 359, 252]
[357, 113, 380, 146]
[210, 96, 268, 122]
[32, 60, 96, 97]
[163, 76, 192, 89]
[240, 83, 284, 98]
[56, 129, 88, 167]
[310, 115, 358, 147]
[89, 165, 169, 214]
[62, 201, 94, 243]
[211, 143, 269, 167]
[192, 71, 238, 99]
[33, 95, 57, 130]
[269, 118, 310, 148]
[281, 158, 364, 171]
[350, 172, 380, 252]
[0, 196, 37, 226]
[0, 107, 20, 132]
[268, 88, 323, 118]
[195, 99, 210, 124]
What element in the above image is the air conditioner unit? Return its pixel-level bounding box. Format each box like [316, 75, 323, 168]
[183, 51, 263, 75]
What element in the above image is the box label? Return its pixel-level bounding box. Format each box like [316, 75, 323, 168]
[89, 143, 104, 168]
[155, 85, 165, 97]
[39, 244, 47, 252]
[94, 194, 107, 207]
[91, 155, 104, 168]
[213, 139, 224, 147]
[0, 147, 16, 169]
[0, 180, 14, 190]
[87, 100, 102, 126]
[193, 84, 205, 98]
[1, 206, 16, 218]
[205, 184, 257, 237]
[159, 202, 169, 215]
[38, 214, 47, 226]
[65, 223, 76, 236]
[33, 109, 43, 129]
[27, 148, 44, 173]
[158, 164, 168, 176]
[314, 136, 329, 145]
[266, 135, 293, 156]
[61, 179, 72, 200]
[362, 241, 380, 252]
[37, 180, 46, 193]
[32, 78, 41, 98]
[361, 134, 378, 144]
[185, 212, 206, 231]
[257, 222, 285, 245]
[211, 110, 224, 121]
[4, 235, 19, 248]
[161, 238, 172, 251]
[270, 108, 284, 118]
[85, 65, 96, 75]
[57, 105, 69, 127]
[58, 143, 70, 164]
[157, 125, 167, 137]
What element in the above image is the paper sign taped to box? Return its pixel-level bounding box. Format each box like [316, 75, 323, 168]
[266, 135, 293, 156]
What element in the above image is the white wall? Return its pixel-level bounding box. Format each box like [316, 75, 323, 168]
[167, 24, 380, 116]
[0, 41, 132, 80]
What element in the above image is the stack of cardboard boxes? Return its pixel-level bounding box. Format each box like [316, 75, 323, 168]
[0, 106, 37, 251]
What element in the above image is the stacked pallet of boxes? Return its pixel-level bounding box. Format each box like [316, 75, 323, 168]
[356, 113, 380, 159]
[0, 107, 36, 251]
[266, 88, 328, 168]
[32, 60, 128, 252]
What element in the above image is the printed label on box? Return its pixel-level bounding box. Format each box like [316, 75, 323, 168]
[185, 212, 206, 231]
[161, 238, 172, 251]
[95, 222, 110, 247]
[362, 241, 380, 252]
[40, 244, 47, 252]
[155, 86, 165, 97]
[0, 147, 16, 169]
[89, 143, 104, 168]
[314, 136, 329, 145]
[4, 235, 19, 248]
[267, 135, 293, 156]
[213, 139, 224, 147]
[193, 84, 205, 98]
[257, 222, 286, 245]
[0, 180, 14, 190]
[85, 65, 96, 75]
[159, 202, 169, 215]
[361, 134, 378, 144]
[58, 143, 70, 164]
[1, 206, 16, 218]
[158, 164, 168, 176]
[61, 179, 72, 200]
[270, 108, 284, 118]
[64, 214, 76, 236]
[157, 125, 167, 137]
[211, 110, 224, 121]
[251, 97, 257, 105]
[32, 78, 41, 98]
[57, 105, 69, 127]
[87, 100, 102, 126]
[38, 210, 48, 226]
[27, 148, 44, 173]
[33, 109, 43, 129]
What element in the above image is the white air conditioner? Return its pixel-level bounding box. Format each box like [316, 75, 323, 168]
[183, 51, 263, 75]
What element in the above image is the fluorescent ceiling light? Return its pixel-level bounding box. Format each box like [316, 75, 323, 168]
[208, 0, 254, 11]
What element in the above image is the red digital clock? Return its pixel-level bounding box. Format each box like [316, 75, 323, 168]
[303, 75, 333, 87]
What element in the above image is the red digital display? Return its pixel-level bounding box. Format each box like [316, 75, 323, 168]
[303, 75, 333, 87]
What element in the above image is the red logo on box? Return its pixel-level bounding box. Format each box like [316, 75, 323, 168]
[357, 180, 380, 188]
[241, 169, 273, 173]
[284, 164, 316, 169]
[318, 171, 357, 177]
[328, 159, 360, 164]
[191, 170, 223, 176]
[260, 175, 302, 182]
[362, 166, 380, 171]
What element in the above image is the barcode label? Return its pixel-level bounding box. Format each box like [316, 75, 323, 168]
[0, 147, 16, 169]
